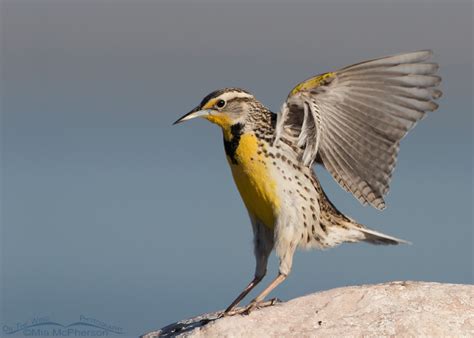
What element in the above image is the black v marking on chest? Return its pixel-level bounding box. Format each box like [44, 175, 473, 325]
[224, 123, 244, 165]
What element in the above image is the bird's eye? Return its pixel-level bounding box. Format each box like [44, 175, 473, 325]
[216, 99, 226, 109]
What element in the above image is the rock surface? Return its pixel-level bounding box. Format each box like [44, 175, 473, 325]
[142, 281, 473, 337]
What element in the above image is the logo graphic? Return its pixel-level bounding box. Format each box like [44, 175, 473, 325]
[3, 315, 124, 336]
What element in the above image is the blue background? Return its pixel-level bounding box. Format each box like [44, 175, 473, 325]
[1, 1, 472, 337]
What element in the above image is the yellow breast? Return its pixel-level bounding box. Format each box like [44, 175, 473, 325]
[227, 133, 280, 229]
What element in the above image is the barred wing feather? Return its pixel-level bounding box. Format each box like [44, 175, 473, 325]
[275, 50, 442, 209]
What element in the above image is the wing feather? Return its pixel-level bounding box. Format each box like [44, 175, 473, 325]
[276, 50, 442, 209]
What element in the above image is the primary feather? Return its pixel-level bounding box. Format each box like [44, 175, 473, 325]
[275, 50, 442, 209]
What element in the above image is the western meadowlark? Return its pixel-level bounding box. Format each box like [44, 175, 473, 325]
[174, 50, 441, 315]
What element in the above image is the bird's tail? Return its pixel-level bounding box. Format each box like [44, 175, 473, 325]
[316, 180, 410, 246]
[320, 212, 410, 246]
[354, 226, 411, 245]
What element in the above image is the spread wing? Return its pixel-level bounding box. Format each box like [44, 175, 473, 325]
[275, 50, 442, 209]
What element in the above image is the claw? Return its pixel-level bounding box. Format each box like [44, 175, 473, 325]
[242, 301, 258, 315]
[222, 298, 283, 317]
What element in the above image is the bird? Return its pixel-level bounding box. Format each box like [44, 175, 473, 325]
[173, 50, 442, 315]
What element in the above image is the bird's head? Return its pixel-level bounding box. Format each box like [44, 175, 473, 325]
[173, 88, 258, 137]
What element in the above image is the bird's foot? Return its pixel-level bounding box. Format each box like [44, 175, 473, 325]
[221, 297, 282, 317]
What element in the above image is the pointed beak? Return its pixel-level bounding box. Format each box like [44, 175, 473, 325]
[173, 106, 212, 125]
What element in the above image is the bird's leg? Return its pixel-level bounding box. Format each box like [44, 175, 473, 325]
[238, 234, 296, 315]
[244, 273, 287, 312]
[223, 275, 263, 315]
[252, 273, 287, 303]
[225, 273, 286, 316]
[222, 218, 273, 317]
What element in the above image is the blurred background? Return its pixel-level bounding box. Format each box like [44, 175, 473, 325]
[1, 0, 472, 337]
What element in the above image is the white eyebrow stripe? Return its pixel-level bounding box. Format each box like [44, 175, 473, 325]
[217, 91, 254, 102]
